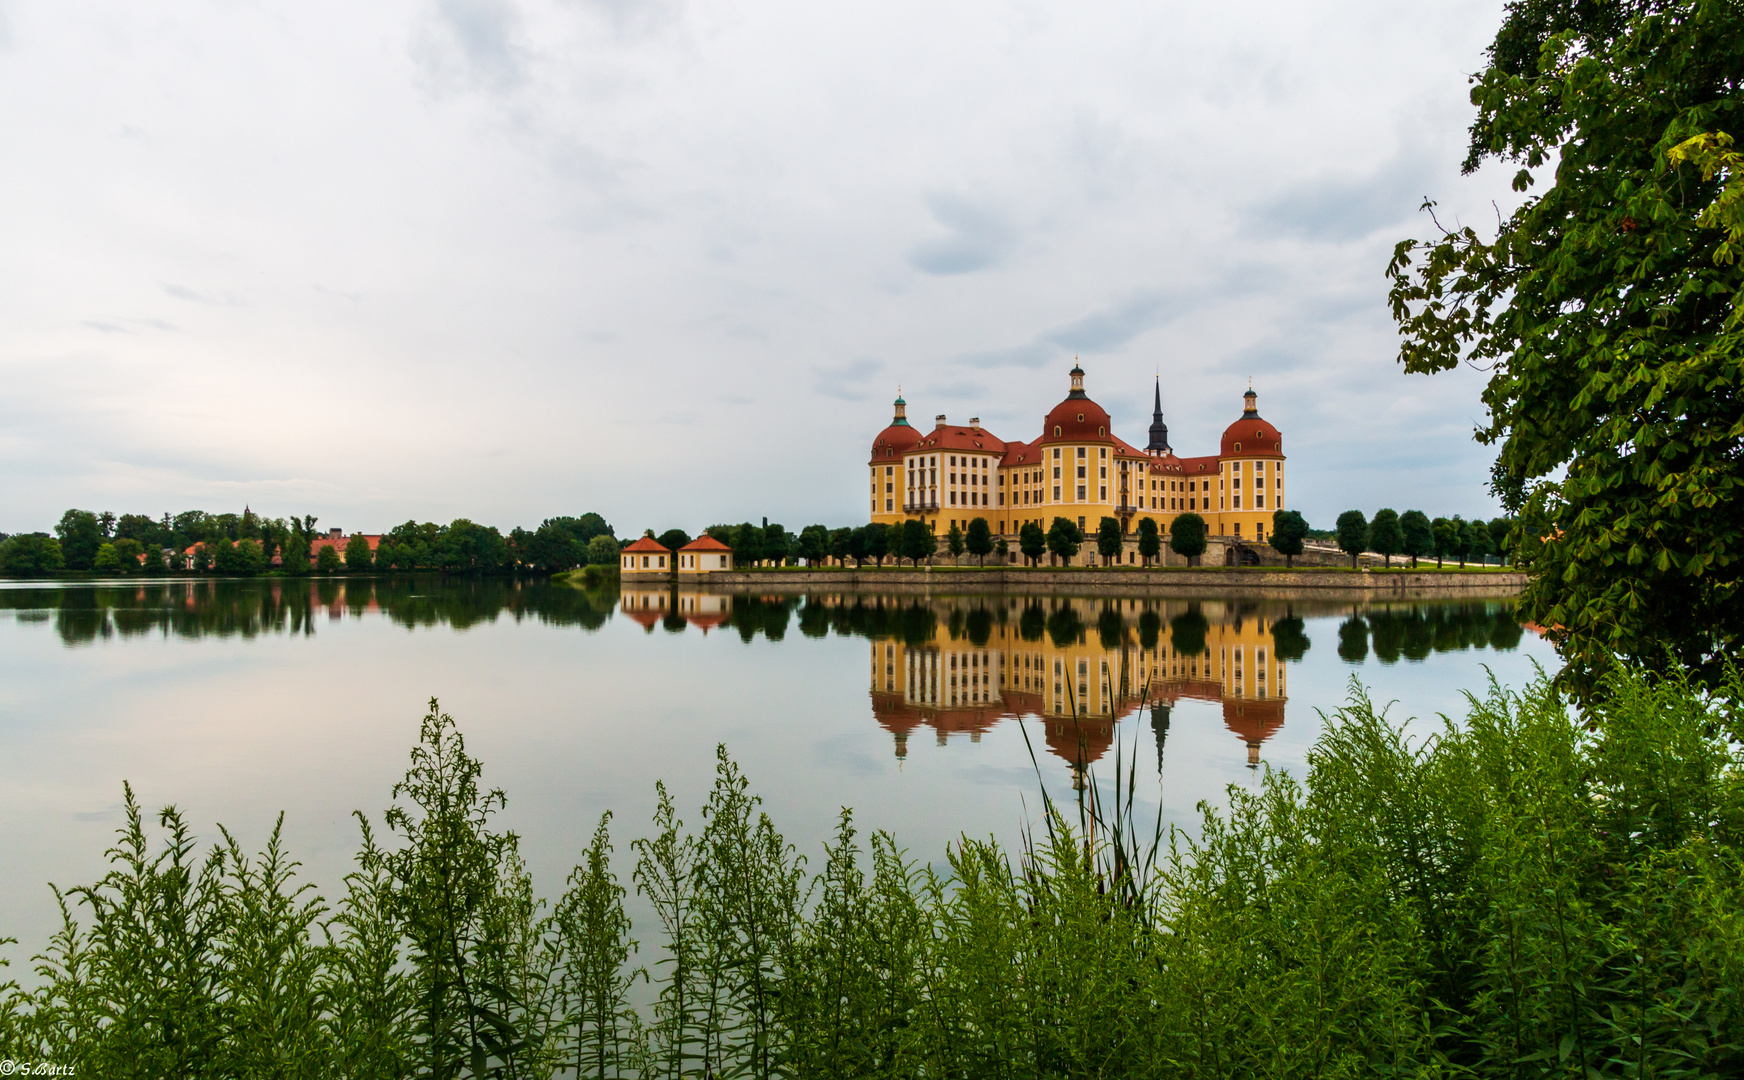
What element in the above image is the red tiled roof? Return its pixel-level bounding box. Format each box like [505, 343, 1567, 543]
[621, 536, 670, 554]
[1037, 394, 1114, 447]
[1222, 415, 1283, 457]
[680, 534, 732, 552]
[910, 424, 1008, 455]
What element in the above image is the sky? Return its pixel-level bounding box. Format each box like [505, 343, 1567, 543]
[0, 0, 1524, 538]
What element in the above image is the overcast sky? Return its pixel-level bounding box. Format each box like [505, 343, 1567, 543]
[0, 0, 1522, 537]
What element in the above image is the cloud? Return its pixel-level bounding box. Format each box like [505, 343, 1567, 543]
[163, 283, 243, 307]
[420, 0, 526, 91]
[1252, 152, 1437, 243]
[906, 194, 1019, 275]
[812, 358, 886, 402]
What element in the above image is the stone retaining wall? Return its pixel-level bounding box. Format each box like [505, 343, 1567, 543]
[679, 567, 1526, 599]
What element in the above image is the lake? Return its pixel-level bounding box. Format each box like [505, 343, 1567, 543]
[0, 576, 1555, 958]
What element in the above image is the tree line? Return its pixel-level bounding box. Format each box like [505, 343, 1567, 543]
[0, 509, 621, 576]
[1328, 509, 1517, 569]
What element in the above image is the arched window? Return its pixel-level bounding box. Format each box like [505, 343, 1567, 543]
[1053, 426, 1061, 436]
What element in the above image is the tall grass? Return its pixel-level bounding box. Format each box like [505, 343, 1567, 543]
[4, 665, 1742, 1077]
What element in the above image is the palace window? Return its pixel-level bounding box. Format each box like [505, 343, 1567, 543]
[1077, 485, 1086, 500]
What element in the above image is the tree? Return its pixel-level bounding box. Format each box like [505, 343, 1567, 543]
[1335, 510, 1369, 569]
[995, 536, 1009, 562]
[1448, 515, 1472, 568]
[829, 527, 853, 566]
[345, 533, 374, 572]
[0, 534, 64, 575]
[731, 523, 765, 567]
[237, 539, 268, 575]
[316, 544, 343, 574]
[945, 523, 966, 563]
[763, 523, 790, 566]
[56, 510, 103, 571]
[845, 526, 868, 568]
[1269, 509, 1308, 569]
[586, 535, 620, 566]
[1388, 0, 1744, 683]
[1488, 516, 1513, 566]
[1370, 509, 1402, 569]
[1464, 518, 1492, 567]
[1430, 517, 1457, 569]
[1019, 521, 1047, 566]
[1400, 510, 1433, 568]
[965, 518, 993, 565]
[792, 525, 825, 565]
[111, 537, 143, 571]
[1096, 517, 1122, 566]
[657, 529, 693, 555]
[863, 523, 890, 567]
[93, 542, 122, 572]
[1169, 513, 1206, 566]
[1046, 517, 1082, 564]
[1136, 517, 1161, 567]
[899, 520, 934, 566]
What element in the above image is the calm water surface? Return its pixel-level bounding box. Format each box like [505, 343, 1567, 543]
[0, 577, 1555, 954]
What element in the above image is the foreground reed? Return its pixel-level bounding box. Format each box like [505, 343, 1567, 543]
[3, 662, 1742, 1078]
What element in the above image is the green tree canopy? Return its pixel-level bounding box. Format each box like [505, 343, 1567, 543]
[1019, 521, 1047, 566]
[946, 523, 966, 561]
[1370, 508, 1403, 569]
[797, 525, 830, 565]
[863, 522, 891, 566]
[1270, 509, 1309, 568]
[56, 510, 103, 571]
[315, 544, 343, 574]
[1046, 517, 1083, 563]
[731, 523, 765, 567]
[93, 542, 122, 572]
[657, 528, 693, 555]
[1335, 510, 1369, 569]
[1388, 0, 1744, 683]
[1464, 518, 1492, 566]
[1169, 513, 1207, 565]
[1431, 517, 1458, 569]
[586, 534, 620, 567]
[111, 537, 143, 571]
[1136, 517, 1161, 566]
[345, 533, 374, 572]
[1096, 517, 1122, 565]
[1400, 510, 1434, 568]
[898, 520, 934, 566]
[965, 517, 993, 565]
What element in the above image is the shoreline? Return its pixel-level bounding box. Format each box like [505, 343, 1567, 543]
[627, 566, 1527, 600]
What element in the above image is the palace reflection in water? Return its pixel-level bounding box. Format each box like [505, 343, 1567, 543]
[615, 587, 1528, 783]
[1, 578, 1526, 786]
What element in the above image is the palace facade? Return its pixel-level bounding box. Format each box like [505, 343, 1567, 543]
[868, 363, 1286, 545]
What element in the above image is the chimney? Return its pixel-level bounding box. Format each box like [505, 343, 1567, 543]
[935, 414, 947, 428]
[970, 417, 981, 430]
[329, 527, 342, 539]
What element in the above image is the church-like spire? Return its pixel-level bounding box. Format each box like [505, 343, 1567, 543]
[1067, 360, 1087, 400]
[1146, 376, 1171, 453]
[891, 389, 910, 427]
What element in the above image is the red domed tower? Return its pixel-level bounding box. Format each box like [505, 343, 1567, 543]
[1216, 385, 1286, 548]
[869, 392, 922, 521]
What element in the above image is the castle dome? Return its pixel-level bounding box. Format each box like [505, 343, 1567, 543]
[1219, 387, 1282, 457]
[1038, 363, 1114, 445]
[870, 392, 923, 464]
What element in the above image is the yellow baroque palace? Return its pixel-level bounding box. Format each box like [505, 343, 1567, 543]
[868, 363, 1286, 545]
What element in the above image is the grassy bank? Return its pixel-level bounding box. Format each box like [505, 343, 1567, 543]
[3, 665, 1741, 1077]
